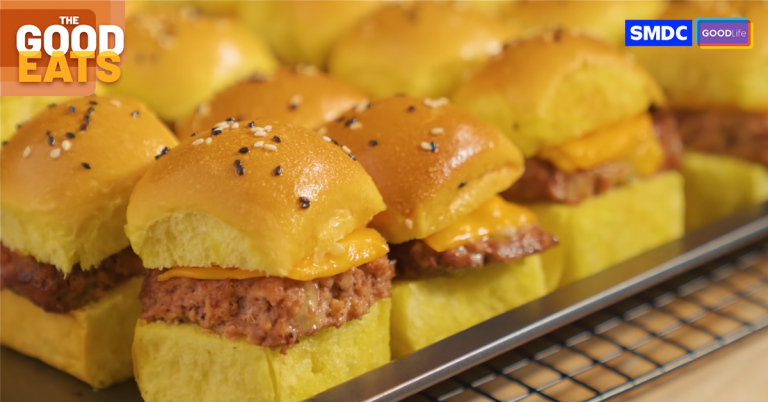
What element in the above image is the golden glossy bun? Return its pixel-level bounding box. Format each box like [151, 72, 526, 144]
[321, 96, 524, 244]
[238, 1, 385, 67]
[453, 30, 666, 157]
[99, 8, 278, 122]
[1, 277, 143, 389]
[630, 1, 768, 111]
[502, 1, 668, 45]
[328, 2, 518, 98]
[1, 96, 75, 142]
[175, 67, 367, 135]
[1, 97, 178, 272]
[126, 120, 385, 275]
[133, 299, 390, 402]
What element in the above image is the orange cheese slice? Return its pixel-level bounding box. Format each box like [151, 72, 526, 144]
[156, 228, 389, 282]
[422, 195, 537, 252]
[537, 113, 665, 177]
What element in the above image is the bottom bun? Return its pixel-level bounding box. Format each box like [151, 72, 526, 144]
[530, 171, 684, 291]
[682, 151, 768, 231]
[0, 276, 143, 388]
[391, 256, 546, 358]
[133, 298, 391, 402]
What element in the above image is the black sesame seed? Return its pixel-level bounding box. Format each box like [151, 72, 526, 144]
[190, 132, 197, 137]
[48, 103, 56, 108]
[88, 107, 95, 114]
[48, 136, 55, 146]
[238, 147, 249, 154]
[299, 197, 310, 209]
[80, 123, 89, 131]
[68, 105, 76, 114]
[16, 124, 22, 129]
[272, 136, 281, 143]
[344, 118, 357, 127]
[46, 130, 52, 137]
[407, 106, 415, 112]
[368, 140, 378, 147]
[226, 117, 236, 122]
[428, 141, 437, 152]
[248, 121, 255, 128]
[211, 128, 222, 135]
[233, 160, 245, 176]
[155, 146, 170, 160]
[2, 141, 8, 146]
[82, 162, 92, 169]
[131, 110, 139, 118]
[349, 154, 357, 161]
[66, 132, 75, 139]
[459, 181, 467, 189]
[367, 102, 373, 109]
[289, 103, 299, 110]
[336, 116, 345, 123]
[273, 165, 283, 176]
[84, 115, 90, 123]
[332, 139, 339, 146]
[89, 101, 98, 106]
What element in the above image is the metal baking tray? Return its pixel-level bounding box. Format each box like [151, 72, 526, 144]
[3, 203, 768, 402]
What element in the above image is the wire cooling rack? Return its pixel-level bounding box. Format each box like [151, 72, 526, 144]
[406, 245, 768, 402]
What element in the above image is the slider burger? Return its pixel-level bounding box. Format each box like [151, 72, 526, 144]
[175, 66, 367, 134]
[0, 97, 178, 388]
[321, 96, 556, 357]
[126, 120, 394, 401]
[98, 7, 278, 123]
[630, 1, 768, 230]
[453, 30, 684, 290]
[328, 2, 517, 98]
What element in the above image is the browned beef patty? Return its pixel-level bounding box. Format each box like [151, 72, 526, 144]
[390, 225, 558, 279]
[675, 109, 768, 167]
[502, 110, 682, 205]
[139, 256, 394, 349]
[0, 245, 146, 313]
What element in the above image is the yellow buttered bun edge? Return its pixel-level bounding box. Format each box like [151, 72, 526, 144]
[453, 30, 665, 157]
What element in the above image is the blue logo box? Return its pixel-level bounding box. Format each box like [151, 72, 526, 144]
[625, 20, 693, 46]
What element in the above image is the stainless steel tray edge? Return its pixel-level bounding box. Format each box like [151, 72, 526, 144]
[308, 203, 768, 402]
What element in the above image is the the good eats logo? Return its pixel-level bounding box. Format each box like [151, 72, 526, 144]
[0, 1, 125, 96]
[624, 17, 753, 49]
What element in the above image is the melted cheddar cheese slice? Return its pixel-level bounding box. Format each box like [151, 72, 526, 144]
[157, 228, 389, 282]
[423, 196, 537, 252]
[537, 113, 664, 176]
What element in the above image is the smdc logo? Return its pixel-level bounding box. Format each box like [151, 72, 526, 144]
[625, 20, 692, 46]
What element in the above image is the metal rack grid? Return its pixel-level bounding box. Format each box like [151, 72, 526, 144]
[407, 244, 768, 402]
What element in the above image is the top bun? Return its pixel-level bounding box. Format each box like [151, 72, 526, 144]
[1, 97, 178, 273]
[98, 8, 278, 122]
[452, 30, 665, 157]
[238, 1, 385, 67]
[630, 1, 768, 111]
[320, 96, 524, 244]
[175, 66, 367, 134]
[328, 2, 517, 99]
[125, 120, 385, 276]
[502, 1, 668, 45]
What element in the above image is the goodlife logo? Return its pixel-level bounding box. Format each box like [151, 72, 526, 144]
[625, 17, 753, 49]
[0, 0, 126, 96]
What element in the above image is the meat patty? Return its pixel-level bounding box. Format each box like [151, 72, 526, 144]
[675, 109, 768, 167]
[390, 225, 558, 279]
[139, 256, 394, 349]
[503, 110, 682, 205]
[0, 245, 146, 313]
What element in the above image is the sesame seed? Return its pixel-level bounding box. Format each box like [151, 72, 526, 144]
[349, 121, 362, 130]
[238, 147, 249, 154]
[16, 123, 22, 129]
[110, 99, 122, 107]
[264, 125, 272, 132]
[62, 140, 72, 151]
[197, 103, 211, 116]
[190, 132, 197, 137]
[48, 103, 56, 108]
[355, 101, 370, 112]
[50, 148, 61, 159]
[192, 138, 204, 146]
[289, 95, 302, 109]
[404, 218, 413, 229]
[336, 116, 345, 123]
[349, 154, 356, 161]
[317, 126, 328, 135]
[264, 144, 277, 151]
[214, 121, 229, 129]
[341, 145, 352, 154]
[368, 140, 378, 147]
[131, 110, 140, 118]
[459, 181, 467, 188]
[322, 136, 332, 142]
[420, 141, 438, 152]
[299, 197, 310, 209]
[66, 132, 75, 139]
[211, 128, 223, 135]
[254, 141, 264, 148]
[226, 117, 236, 122]
[273, 166, 282, 176]
[407, 106, 415, 112]
[272, 136, 281, 143]
[231, 122, 239, 129]
[80, 123, 89, 131]
[345, 118, 357, 127]
[430, 127, 444, 135]
[423, 97, 449, 108]
[233, 160, 245, 176]
[88, 107, 95, 114]
[205, 137, 213, 144]
[82, 162, 91, 169]
[84, 115, 90, 123]
[47, 136, 55, 146]
[1, 141, 7, 147]
[89, 101, 98, 106]
[253, 129, 267, 138]
[248, 121, 255, 128]
[155, 146, 170, 159]
[46, 130, 52, 137]
[22, 146, 31, 158]
[68, 105, 76, 113]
